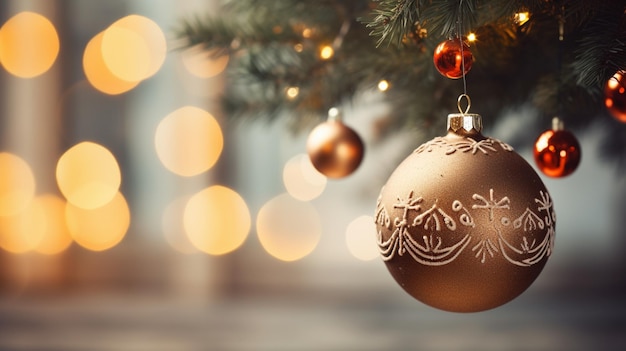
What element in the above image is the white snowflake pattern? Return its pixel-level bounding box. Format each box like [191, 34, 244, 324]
[413, 136, 514, 156]
[450, 138, 497, 155]
[412, 201, 457, 231]
[375, 187, 555, 268]
[472, 189, 511, 221]
[472, 238, 499, 263]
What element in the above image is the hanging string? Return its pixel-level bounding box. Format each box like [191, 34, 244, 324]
[458, 0, 468, 97]
[557, 6, 565, 120]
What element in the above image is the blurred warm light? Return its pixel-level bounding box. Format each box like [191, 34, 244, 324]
[0, 194, 72, 255]
[66, 191, 130, 251]
[345, 215, 379, 261]
[514, 11, 530, 25]
[155, 106, 224, 177]
[56, 141, 121, 209]
[294, 43, 304, 53]
[0, 11, 59, 78]
[183, 186, 251, 255]
[467, 32, 477, 42]
[377, 79, 390, 92]
[319, 45, 334, 60]
[286, 86, 300, 99]
[256, 193, 321, 262]
[162, 196, 198, 254]
[101, 25, 150, 82]
[33, 194, 73, 255]
[0, 153, 36, 216]
[605, 71, 626, 122]
[302, 28, 313, 38]
[282, 154, 326, 201]
[83, 32, 139, 95]
[181, 46, 229, 78]
[101, 15, 166, 82]
[0, 198, 46, 253]
[607, 73, 621, 90]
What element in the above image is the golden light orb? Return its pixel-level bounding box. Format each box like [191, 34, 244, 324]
[66, 191, 130, 251]
[183, 186, 251, 255]
[154, 106, 224, 177]
[56, 142, 121, 209]
[256, 193, 321, 262]
[0, 153, 36, 216]
[0, 12, 59, 78]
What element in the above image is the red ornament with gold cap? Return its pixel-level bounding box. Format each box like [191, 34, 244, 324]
[433, 37, 474, 79]
[374, 95, 556, 312]
[534, 117, 581, 178]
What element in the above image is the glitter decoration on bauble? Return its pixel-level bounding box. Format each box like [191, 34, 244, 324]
[534, 117, 581, 178]
[374, 95, 556, 312]
[306, 108, 364, 178]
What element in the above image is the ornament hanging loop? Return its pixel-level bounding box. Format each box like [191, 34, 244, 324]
[449, 94, 481, 134]
[457, 94, 471, 115]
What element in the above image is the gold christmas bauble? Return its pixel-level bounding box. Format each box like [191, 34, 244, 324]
[306, 119, 364, 178]
[374, 113, 556, 312]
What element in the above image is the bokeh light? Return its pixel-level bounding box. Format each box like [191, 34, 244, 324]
[0, 198, 46, 253]
[0, 152, 36, 216]
[101, 15, 166, 82]
[155, 106, 224, 177]
[0, 11, 59, 78]
[183, 186, 250, 255]
[83, 31, 139, 95]
[256, 193, 321, 262]
[181, 46, 229, 78]
[282, 154, 326, 201]
[56, 141, 121, 209]
[285, 86, 300, 99]
[345, 215, 379, 261]
[377, 79, 390, 92]
[162, 196, 198, 254]
[65, 191, 130, 251]
[514, 11, 530, 26]
[319, 45, 334, 60]
[33, 194, 73, 255]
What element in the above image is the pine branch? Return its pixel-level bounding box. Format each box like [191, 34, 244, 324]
[572, 1, 626, 94]
[176, 0, 626, 167]
[365, 0, 419, 47]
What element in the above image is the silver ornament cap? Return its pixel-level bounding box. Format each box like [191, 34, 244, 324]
[447, 113, 482, 135]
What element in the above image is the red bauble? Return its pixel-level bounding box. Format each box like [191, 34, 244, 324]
[433, 38, 473, 79]
[604, 71, 626, 123]
[306, 118, 364, 178]
[534, 118, 581, 178]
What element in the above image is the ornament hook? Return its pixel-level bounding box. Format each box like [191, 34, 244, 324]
[457, 94, 471, 115]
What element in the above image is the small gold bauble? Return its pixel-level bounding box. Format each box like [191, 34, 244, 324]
[306, 119, 364, 178]
[375, 113, 556, 312]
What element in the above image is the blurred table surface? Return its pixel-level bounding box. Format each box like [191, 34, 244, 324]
[0, 287, 625, 351]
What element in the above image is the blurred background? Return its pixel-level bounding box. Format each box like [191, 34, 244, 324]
[0, 0, 625, 350]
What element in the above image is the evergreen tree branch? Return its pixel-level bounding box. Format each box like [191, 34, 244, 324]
[176, 0, 626, 166]
[572, 1, 626, 94]
[365, 0, 419, 47]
